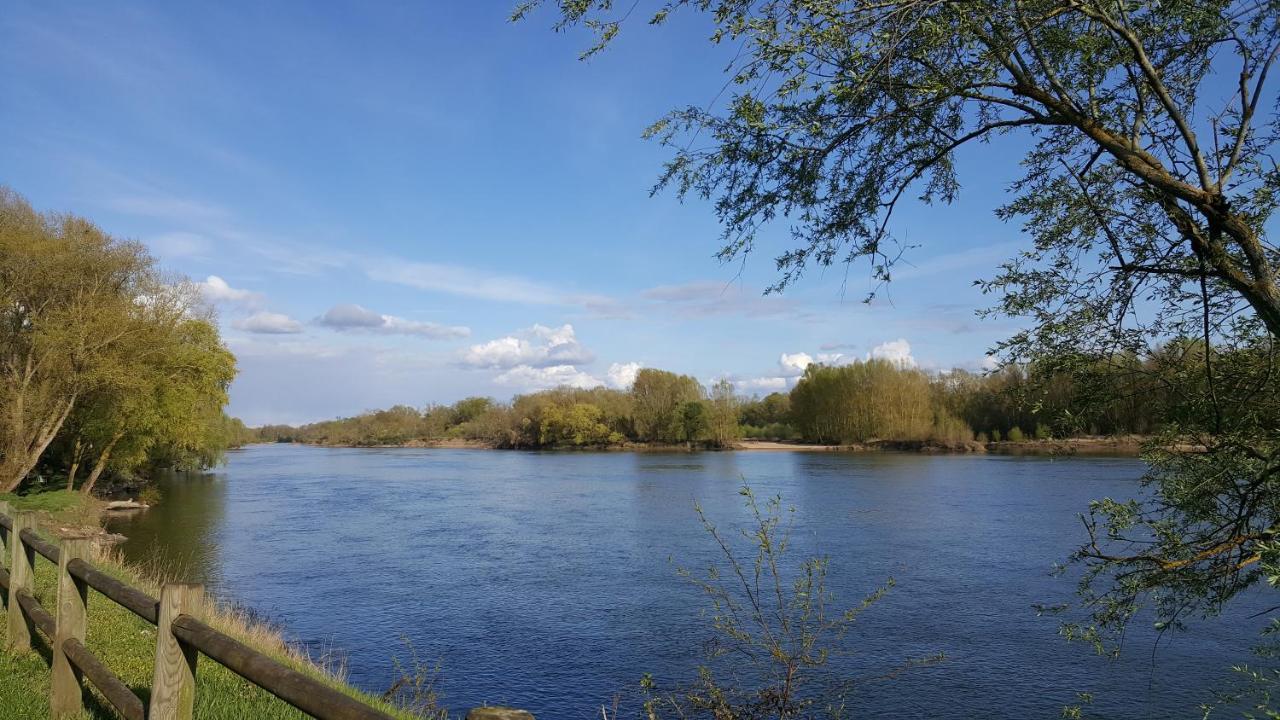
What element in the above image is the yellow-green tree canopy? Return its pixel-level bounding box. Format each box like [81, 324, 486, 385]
[0, 188, 238, 492]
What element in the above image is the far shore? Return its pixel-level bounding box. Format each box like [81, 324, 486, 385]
[243, 435, 1149, 457]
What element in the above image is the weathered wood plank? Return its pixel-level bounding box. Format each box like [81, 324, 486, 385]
[150, 583, 201, 720]
[52, 535, 93, 718]
[67, 557, 159, 625]
[6, 512, 37, 652]
[62, 637, 145, 720]
[19, 527, 61, 564]
[170, 615, 398, 720]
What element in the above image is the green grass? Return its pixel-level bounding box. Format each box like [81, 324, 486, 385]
[1, 488, 89, 515]
[0, 524, 415, 720]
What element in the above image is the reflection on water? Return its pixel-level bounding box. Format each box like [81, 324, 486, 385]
[107, 444, 1264, 718]
[106, 470, 227, 587]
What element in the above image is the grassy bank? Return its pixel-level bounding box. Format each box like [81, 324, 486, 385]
[0, 493, 413, 720]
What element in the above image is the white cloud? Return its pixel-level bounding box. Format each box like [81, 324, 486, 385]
[606, 362, 642, 390]
[779, 352, 814, 377]
[235, 311, 303, 335]
[197, 275, 262, 306]
[460, 324, 593, 369]
[816, 352, 850, 365]
[868, 338, 917, 368]
[494, 364, 602, 390]
[316, 304, 470, 340]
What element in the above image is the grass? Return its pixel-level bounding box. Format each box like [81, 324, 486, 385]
[0, 501, 417, 720]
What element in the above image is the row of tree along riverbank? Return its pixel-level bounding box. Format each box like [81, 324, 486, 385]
[254, 353, 1182, 453]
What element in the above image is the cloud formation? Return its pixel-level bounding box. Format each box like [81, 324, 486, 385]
[317, 304, 470, 339]
[460, 324, 593, 369]
[234, 311, 303, 335]
[868, 338, 917, 367]
[605, 361, 642, 390]
[778, 352, 814, 377]
[494, 364, 601, 390]
[196, 275, 262, 306]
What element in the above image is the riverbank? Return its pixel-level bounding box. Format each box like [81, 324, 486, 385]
[259, 435, 1147, 456]
[0, 493, 415, 720]
[737, 436, 1145, 455]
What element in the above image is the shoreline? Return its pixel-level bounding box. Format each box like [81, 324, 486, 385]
[243, 436, 1148, 457]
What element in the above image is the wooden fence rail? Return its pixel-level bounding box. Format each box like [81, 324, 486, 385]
[0, 504, 398, 720]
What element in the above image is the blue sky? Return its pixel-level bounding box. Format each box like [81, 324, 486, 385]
[2, 1, 1029, 425]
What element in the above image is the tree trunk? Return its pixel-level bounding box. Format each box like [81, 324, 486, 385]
[80, 432, 123, 496]
[1, 396, 76, 493]
[66, 436, 83, 491]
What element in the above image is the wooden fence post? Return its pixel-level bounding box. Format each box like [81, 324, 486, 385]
[0, 501, 11, 567]
[150, 583, 202, 720]
[51, 534, 93, 718]
[6, 511, 37, 652]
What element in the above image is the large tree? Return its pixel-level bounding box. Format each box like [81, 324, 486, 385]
[0, 188, 237, 493]
[0, 189, 159, 491]
[520, 0, 1280, 669]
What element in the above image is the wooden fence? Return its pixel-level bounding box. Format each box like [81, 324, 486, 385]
[0, 501, 403, 720]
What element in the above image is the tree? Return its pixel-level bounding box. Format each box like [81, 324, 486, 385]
[523, 0, 1280, 663]
[0, 189, 159, 492]
[71, 315, 236, 494]
[631, 368, 704, 443]
[706, 379, 741, 447]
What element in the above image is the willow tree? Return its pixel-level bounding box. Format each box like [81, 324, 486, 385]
[70, 314, 236, 494]
[521, 0, 1280, 661]
[0, 188, 236, 493]
[0, 189, 160, 491]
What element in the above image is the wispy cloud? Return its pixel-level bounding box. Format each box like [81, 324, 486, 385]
[316, 303, 470, 340]
[234, 311, 303, 334]
[640, 280, 800, 319]
[366, 260, 567, 305]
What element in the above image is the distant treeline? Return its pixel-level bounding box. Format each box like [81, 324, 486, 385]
[256, 353, 1178, 450]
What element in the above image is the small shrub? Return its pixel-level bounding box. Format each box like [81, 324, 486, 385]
[1034, 423, 1052, 440]
[990, 429, 1003, 442]
[1007, 426, 1025, 442]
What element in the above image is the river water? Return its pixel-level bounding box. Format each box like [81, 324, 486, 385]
[106, 443, 1265, 718]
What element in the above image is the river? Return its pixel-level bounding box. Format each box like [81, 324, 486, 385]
[106, 443, 1265, 718]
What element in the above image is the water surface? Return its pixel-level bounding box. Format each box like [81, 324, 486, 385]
[108, 444, 1264, 718]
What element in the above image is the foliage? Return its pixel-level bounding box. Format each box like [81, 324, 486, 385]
[539, 402, 624, 446]
[262, 355, 1186, 450]
[790, 360, 934, 443]
[0, 188, 241, 494]
[633, 368, 706, 443]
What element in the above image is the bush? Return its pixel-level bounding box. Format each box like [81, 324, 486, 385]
[1007, 426, 1025, 442]
[1034, 423, 1052, 440]
[930, 414, 973, 443]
